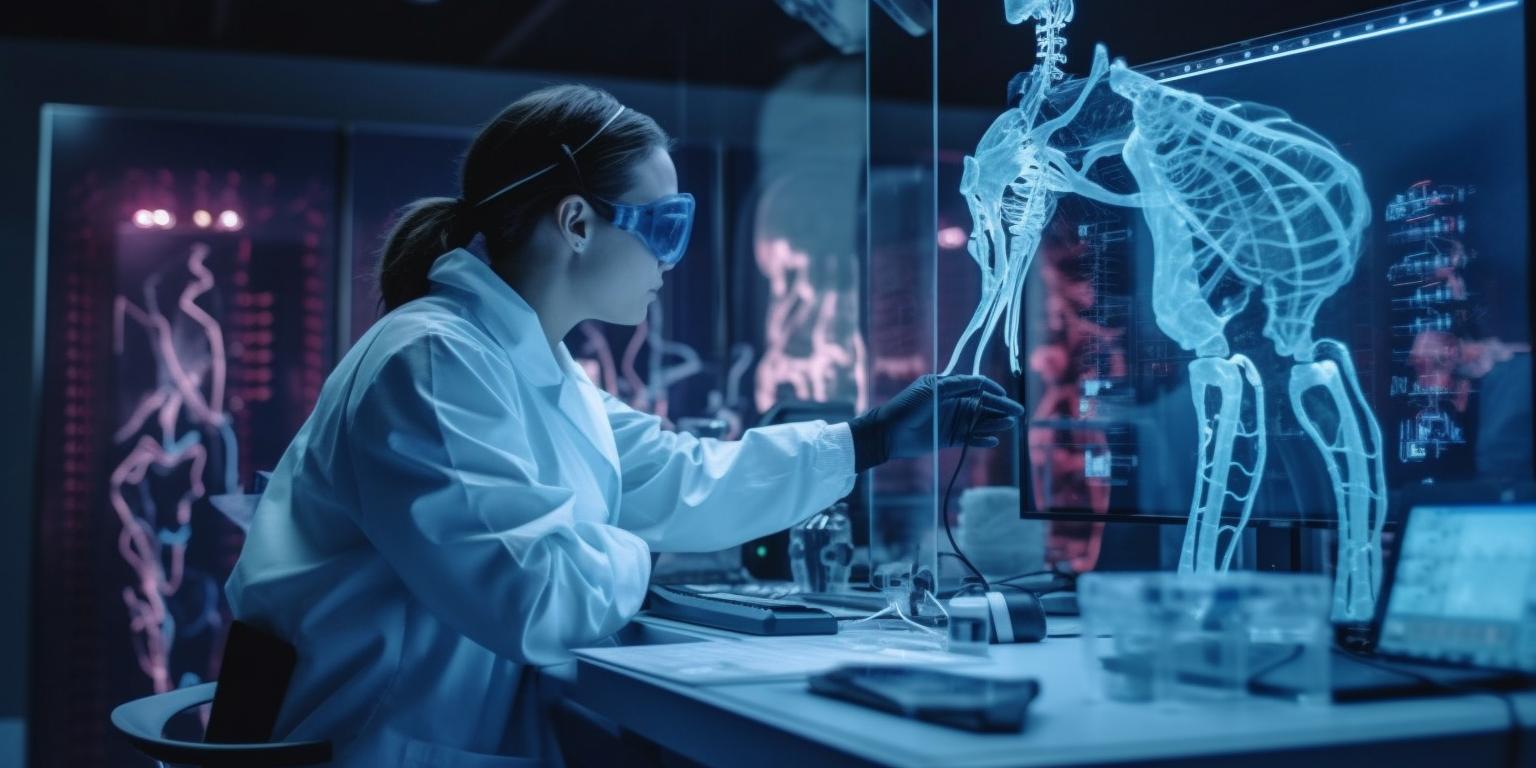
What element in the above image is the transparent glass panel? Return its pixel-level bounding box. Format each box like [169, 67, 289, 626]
[865, 2, 944, 627]
[929, 0, 1531, 625]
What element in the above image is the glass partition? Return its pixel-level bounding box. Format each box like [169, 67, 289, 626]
[922, 0, 1532, 626]
[863, 1, 945, 628]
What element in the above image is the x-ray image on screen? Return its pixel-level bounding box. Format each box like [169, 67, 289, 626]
[1125, 1, 1533, 514]
[1006, 2, 1532, 528]
[951, 1, 1536, 621]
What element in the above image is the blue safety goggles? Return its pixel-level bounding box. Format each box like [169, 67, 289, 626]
[473, 104, 694, 266]
[596, 192, 696, 267]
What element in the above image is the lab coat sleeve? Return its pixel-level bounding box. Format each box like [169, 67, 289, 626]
[603, 393, 857, 552]
[346, 333, 650, 666]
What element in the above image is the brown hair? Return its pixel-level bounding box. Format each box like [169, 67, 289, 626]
[376, 84, 670, 311]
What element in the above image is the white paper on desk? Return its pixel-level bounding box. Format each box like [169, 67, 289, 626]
[575, 634, 985, 685]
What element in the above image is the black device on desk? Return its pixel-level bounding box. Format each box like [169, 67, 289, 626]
[808, 666, 1040, 733]
[1252, 503, 1536, 702]
[742, 399, 862, 581]
[645, 585, 838, 636]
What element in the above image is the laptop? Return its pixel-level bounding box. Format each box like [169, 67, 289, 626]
[1253, 503, 1536, 702]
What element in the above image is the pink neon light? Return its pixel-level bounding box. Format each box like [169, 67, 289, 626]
[753, 237, 868, 414]
[573, 321, 676, 420]
[937, 226, 968, 250]
[110, 435, 206, 692]
[113, 244, 228, 428]
[111, 243, 234, 694]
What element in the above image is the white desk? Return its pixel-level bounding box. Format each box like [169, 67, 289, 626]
[562, 616, 1536, 768]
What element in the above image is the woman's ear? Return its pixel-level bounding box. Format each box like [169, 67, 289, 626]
[555, 194, 591, 253]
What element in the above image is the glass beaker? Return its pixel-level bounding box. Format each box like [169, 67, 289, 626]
[789, 502, 854, 593]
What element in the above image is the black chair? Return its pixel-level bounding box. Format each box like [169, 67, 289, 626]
[111, 620, 332, 767]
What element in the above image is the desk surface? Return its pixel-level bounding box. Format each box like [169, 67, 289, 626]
[566, 616, 1536, 768]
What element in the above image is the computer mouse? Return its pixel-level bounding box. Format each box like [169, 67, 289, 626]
[1037, 590, 1079, 616]
[982, 590, 1047, 643]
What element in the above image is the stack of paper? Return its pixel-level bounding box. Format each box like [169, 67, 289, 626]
[575, 633, 986, 685]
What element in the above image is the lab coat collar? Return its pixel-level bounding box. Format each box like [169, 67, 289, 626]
[427, 248, 623, 478]
[427, 248, 565, 389]
[555, 347, 622, 475]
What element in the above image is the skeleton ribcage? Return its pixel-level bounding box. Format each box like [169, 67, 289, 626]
[1131, 87, 1370, 354]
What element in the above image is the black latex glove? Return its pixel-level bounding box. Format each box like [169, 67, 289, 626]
[846, 374, 1024, 473]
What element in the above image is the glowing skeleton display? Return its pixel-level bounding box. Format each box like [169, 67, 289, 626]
[950, 0, 1385, 620]
[112, 242, 238, 692]
[943, 0, 1086, 379]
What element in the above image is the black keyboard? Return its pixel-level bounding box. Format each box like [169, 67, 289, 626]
[645, 586, 838, 636]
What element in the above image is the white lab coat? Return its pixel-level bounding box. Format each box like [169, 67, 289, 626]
[225, 248, 856, 767]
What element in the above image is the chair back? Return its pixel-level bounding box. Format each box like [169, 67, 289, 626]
[205, 619, 298, 744]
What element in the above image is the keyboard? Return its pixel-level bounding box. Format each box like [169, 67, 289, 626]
[645, 585, 838, 636]
[1249, 647, 1534, 702]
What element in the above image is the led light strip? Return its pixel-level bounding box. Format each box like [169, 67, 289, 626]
[1148, 0, 1520, 84]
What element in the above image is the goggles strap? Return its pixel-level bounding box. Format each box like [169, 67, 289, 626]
[473, 104, 627, 209]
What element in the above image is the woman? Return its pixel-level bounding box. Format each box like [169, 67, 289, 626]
[226, 84, 1021, 766]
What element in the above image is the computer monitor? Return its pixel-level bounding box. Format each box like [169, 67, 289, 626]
[1376, 503, 1536, 672]
[1019, 0, 1534, 525]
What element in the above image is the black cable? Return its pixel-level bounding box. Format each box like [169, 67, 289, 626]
[1244, 644, 1309, 688]
[934, 559, 1057, 589]
[1332, 647, 1524, 767]
[993, 568, 1063, 585]
[991, 572, 1071, 598]
[940, 390, 991, 593]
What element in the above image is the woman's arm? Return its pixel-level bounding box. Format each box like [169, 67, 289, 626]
[605, 373, 1022, 553]
[603, 393, 857, 553]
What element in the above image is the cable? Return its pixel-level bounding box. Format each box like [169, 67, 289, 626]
[941, 390, 992, 593]
[1244, 644, 1309, 688]
[991, 571, 1066, 597]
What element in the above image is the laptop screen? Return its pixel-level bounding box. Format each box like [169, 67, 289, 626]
[1378, 504, 1536, 671]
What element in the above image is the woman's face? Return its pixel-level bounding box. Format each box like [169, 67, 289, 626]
[573, 146, 677, 326]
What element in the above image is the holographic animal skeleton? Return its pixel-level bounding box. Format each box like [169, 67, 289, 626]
[948, 0, 1384, 621]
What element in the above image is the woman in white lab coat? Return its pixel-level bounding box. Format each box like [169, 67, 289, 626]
[225, 84, 1021, 767]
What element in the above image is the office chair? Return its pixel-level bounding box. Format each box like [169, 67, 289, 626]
[110, 620, 331, 767]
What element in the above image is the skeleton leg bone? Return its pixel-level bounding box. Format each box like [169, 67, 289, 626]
[1179, 354, 1267, 574]
[1288, 339, 1387, 623]
[967, 198, 1054, 376]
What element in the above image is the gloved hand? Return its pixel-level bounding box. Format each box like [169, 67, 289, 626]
[847, 374, 1024, 473]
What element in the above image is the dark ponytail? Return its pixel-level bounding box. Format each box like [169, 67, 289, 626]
[377, 196, 479, 313]
[376, 84, 670, 312]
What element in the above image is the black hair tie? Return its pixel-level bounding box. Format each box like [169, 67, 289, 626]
[449, 197, 480, 245]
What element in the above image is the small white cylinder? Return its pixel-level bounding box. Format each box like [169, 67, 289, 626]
[947, 596, 992, 656]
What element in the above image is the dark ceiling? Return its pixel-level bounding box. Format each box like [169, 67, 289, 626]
[4, 0, 1410, 106]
